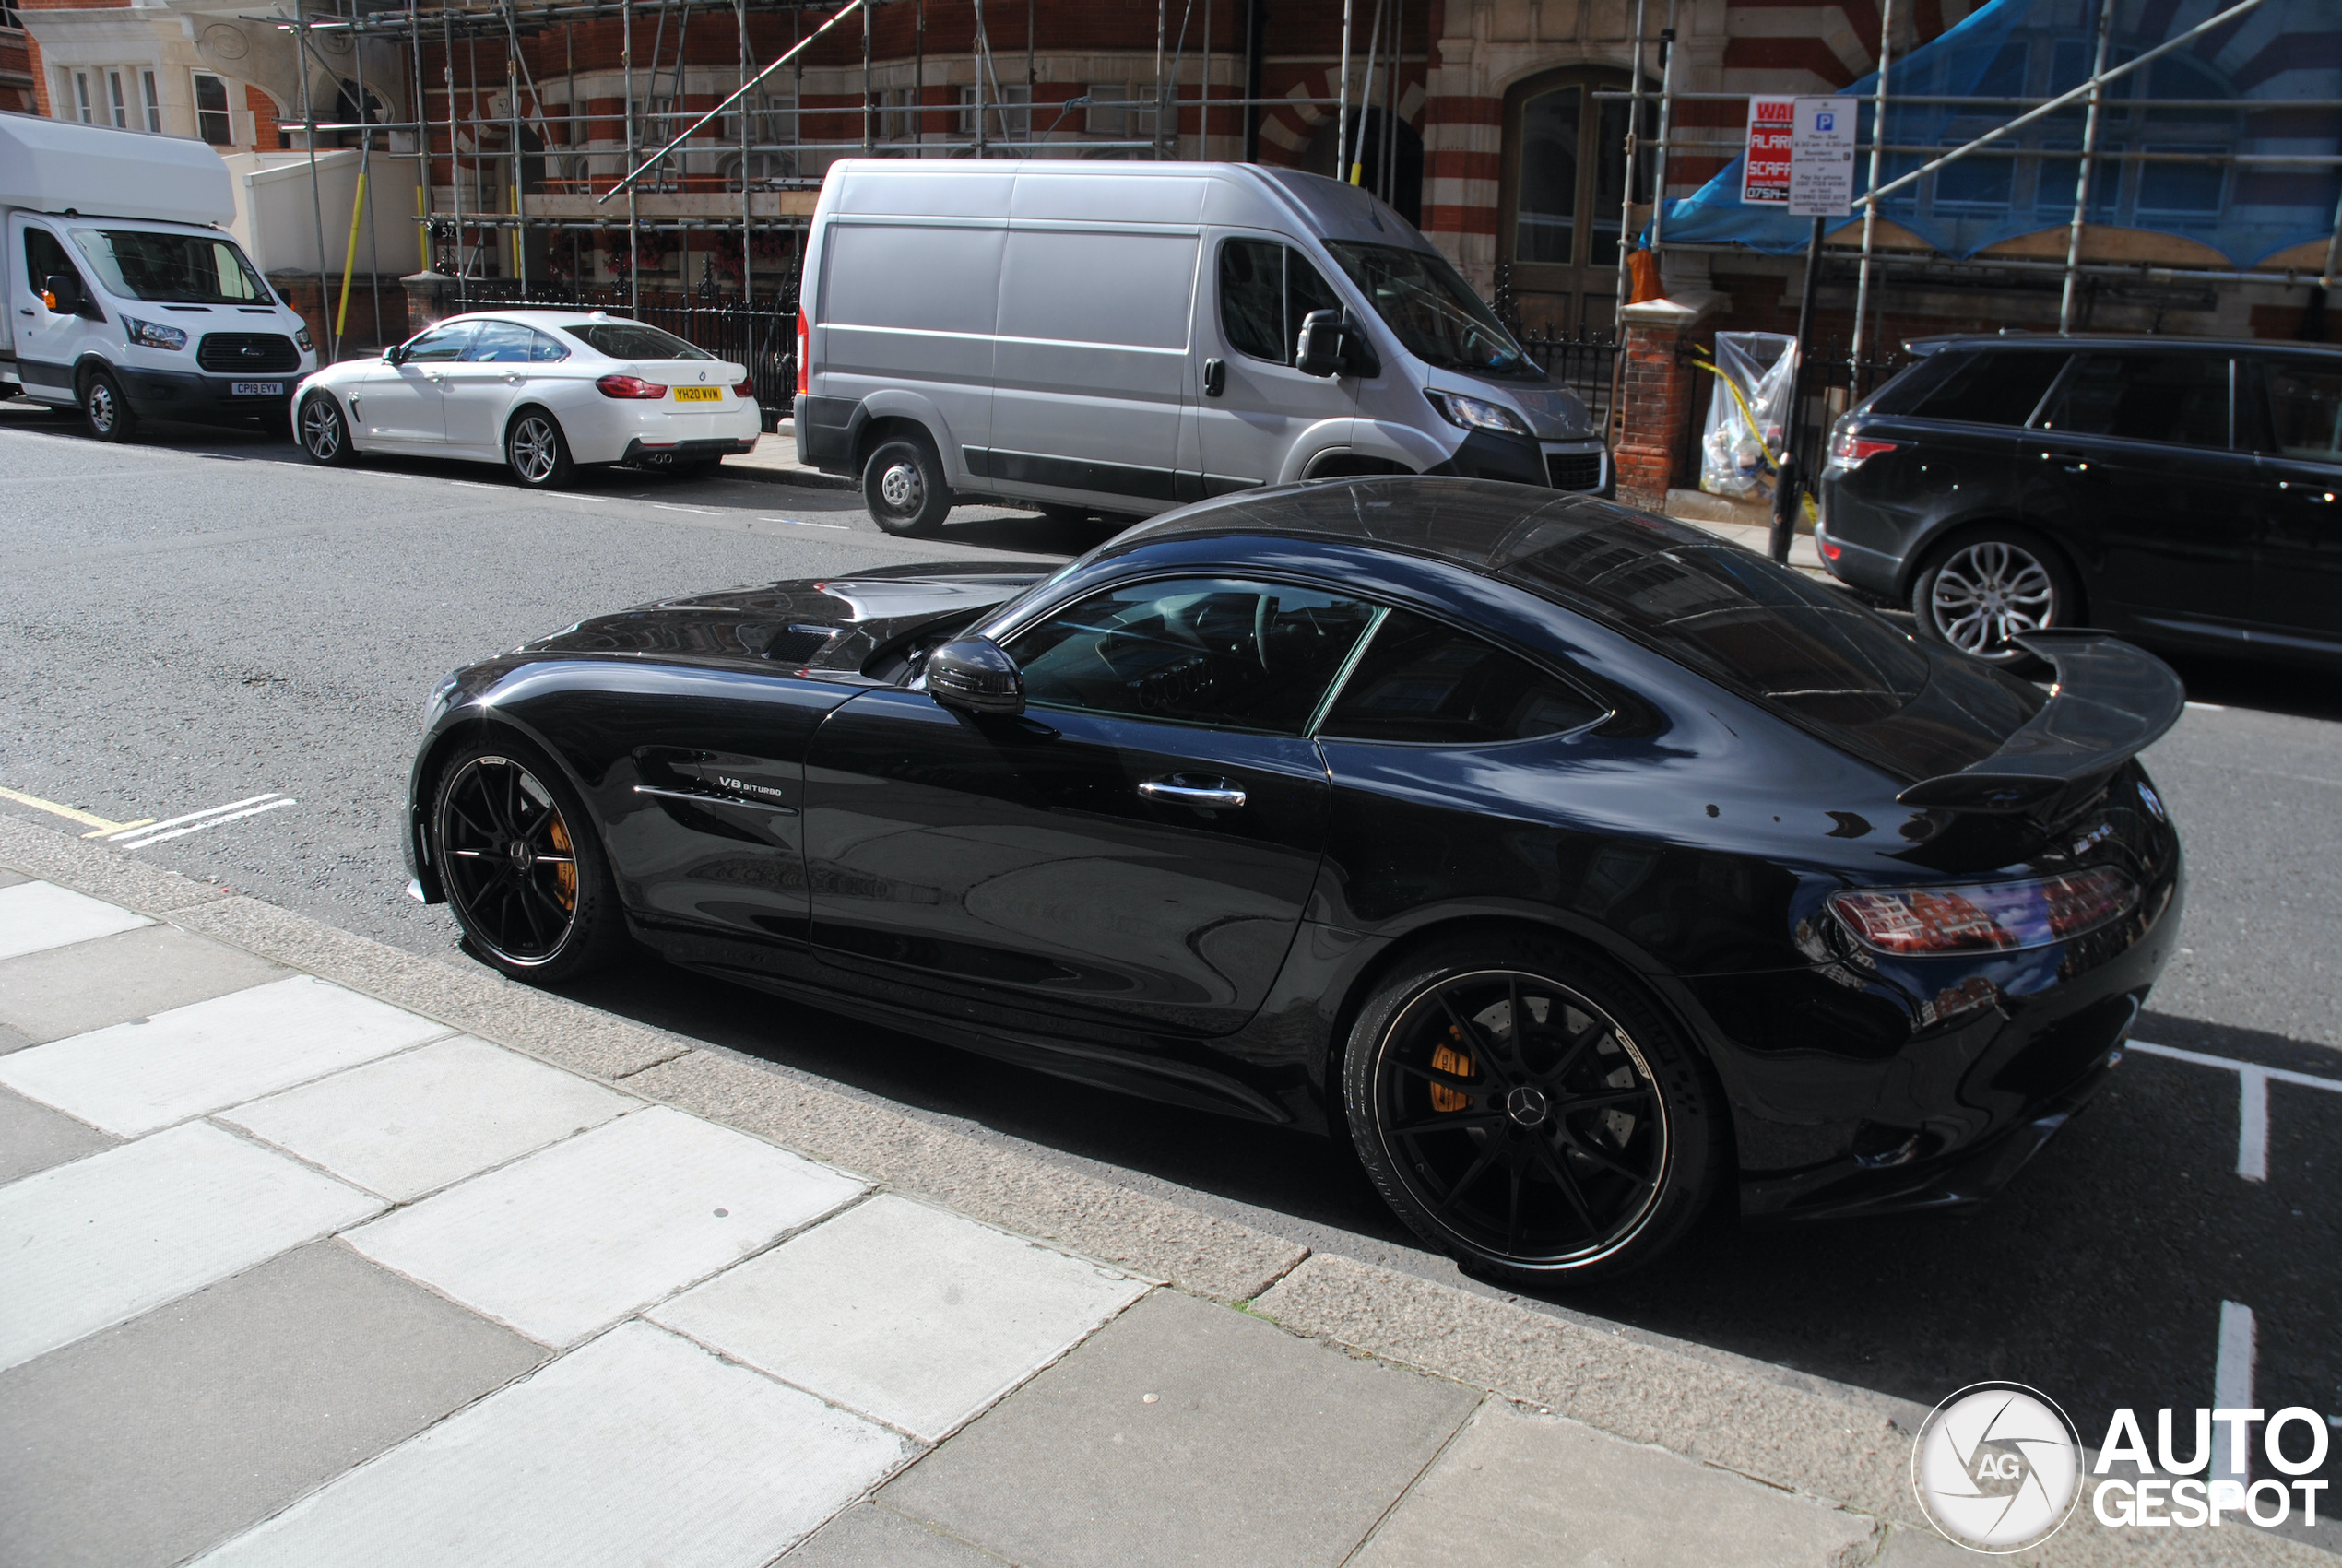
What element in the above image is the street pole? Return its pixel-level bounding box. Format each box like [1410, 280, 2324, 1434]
[294, 0, 337, 360]
[1849, 0, 1896, 395]
[2058, 0, 2114, 333]
[1648, 2, 1676, 253]
[1335, 0, 1353, 191]
[1772, 215, 1824, 565]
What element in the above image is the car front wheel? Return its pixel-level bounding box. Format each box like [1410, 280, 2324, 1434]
[1343, 933, 1724, 1285]
[432, 736, 628, 984]
[1910, 529, 2074, 664]
[298, 392, 359, 466]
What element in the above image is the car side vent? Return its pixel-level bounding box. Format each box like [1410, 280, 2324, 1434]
[1546, 452, 1603, 491]
[764, 624, 838, 663]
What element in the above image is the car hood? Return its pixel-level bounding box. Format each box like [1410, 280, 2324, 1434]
[524, 561, 1047, 674]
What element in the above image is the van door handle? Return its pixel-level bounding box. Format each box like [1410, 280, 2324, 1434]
[1203, 358, 1225, 398]
[1138, 773, 1245, 809]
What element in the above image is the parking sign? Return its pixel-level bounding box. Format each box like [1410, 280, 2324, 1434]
[1789, 96, 1858, 217]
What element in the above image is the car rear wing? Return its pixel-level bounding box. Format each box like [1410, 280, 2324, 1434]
[1897, 631, 2186, 816]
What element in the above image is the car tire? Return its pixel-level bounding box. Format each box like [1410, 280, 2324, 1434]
[863, 430, 952, 536]
[83, 369, 138, 443]
[431, 732, 629, 984]
[504, 407, 575, 489]
[1036, 502, 1092, 524]
[1910, 527, 2076, 665]
[297, 391, 360, 466]
[1341, 930, 1726, 1286]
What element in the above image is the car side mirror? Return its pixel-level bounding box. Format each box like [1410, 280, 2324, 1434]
[925, 636, 1024, 716]
[1295, 310, 1344, 378]
[41, 274, 86, 316]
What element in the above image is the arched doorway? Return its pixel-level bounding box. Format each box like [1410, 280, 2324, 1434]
[1499, 66, 1650, 332]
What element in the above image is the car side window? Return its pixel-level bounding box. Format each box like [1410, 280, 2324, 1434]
[1910, 350, 2069, 428]
[464, 320, 538, 363]
[1286, 253, 1343, 349]
[1219, 240, 1284, 363]
[527, 328, 572, 363]
[402, 323, 478, 363]
[2036, 353, 2230, 449]
[2262, 361, 2342, 464]
[1003, 577, 1379, 736]
[1317, 610, 1607, 745]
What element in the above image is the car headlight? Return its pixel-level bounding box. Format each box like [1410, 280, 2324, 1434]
[124, 315, 187, 351]
[1425, 389, 1532, 436]
[295, 324, 315, 353]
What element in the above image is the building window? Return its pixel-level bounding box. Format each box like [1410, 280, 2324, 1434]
[107, 69, 129, 128]
[1085, 83, 1155, 141]
[960, 83, 1029, 142]
[0, 0, 23, 29]
[141, 69, 160, 134]
[194, 71, 233, 146]
[73, 71, 94, 124]
[1498, 66, 1647, 332]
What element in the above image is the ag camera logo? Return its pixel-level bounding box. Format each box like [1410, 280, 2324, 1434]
[1913, 1383, 2083, 1552]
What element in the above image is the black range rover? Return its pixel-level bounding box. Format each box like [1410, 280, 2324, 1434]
[1815, 335, 2342, 665]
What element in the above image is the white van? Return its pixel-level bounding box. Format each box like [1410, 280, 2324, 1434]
[2, 112, 319, 442]
[793, 159, 1611, 536]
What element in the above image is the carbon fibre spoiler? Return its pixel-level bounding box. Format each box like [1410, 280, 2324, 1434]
[1897, 631, 2186, 815]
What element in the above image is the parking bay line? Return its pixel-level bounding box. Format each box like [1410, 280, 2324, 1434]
[758, 516, 848, 529]
[2127, 1040, 2342, 1183]
[102, 795, 298, 851]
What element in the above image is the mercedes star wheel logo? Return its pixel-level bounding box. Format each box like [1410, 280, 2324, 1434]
[1913, 1383, 2083, 1553]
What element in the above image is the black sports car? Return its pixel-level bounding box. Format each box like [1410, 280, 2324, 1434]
[407, 477, 2186, 1282]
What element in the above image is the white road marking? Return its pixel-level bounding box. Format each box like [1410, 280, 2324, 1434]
[650, 503, 720, 516]
[2213, 1301, 2254, 1480]
[98, 792, 280, 841]
[760, 516, 848, 529]
[2127, 1040, 2342, 1182]
[111, 795, 297, 850]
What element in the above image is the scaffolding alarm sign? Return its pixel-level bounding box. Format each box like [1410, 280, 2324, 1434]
[1740, 97, 1795, 206]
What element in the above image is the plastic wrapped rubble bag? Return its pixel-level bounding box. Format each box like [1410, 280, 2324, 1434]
[1700, 331, 1796, 501]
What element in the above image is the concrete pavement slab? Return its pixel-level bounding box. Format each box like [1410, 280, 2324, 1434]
[1349, 1400, 1878, 1567]
[881, 1289, 1479, 1568]
[219, 1035, 636, 1201]
[0, 1021, 29, 1055]
[0, 1242, 544, 1568]
[347, 1104, 866, 1346]
[0, 1120, 383, 1369]
[652, 1192, 1149, 1441]
[0, 923, 288, 1044]
[0, 1084, 116, 1183]
[192, 1320, 908, 1568]
[0, 869, 25, 888]
[0, 974, 451, 1136]
[784, 1504, 1007, 1565]
[0, 880, 150, 961]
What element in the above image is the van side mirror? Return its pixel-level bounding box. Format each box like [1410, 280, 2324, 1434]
[41, 274, 88, 316]
[1295, 309, 1379, 380]
[925, 636, 1024, 716]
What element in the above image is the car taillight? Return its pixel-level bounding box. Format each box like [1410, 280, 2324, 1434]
[597, 374, 668, 399]
[734, 377, 757, 399]
[1827, 867, 2140, 956]
[796, 309, 810, 395]
[1828, 428, 1898, 468]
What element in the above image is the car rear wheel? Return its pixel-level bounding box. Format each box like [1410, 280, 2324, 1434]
[863, 430, 951, 536]
[298, 392, 359, 466]
[432, 737, 627, 983]
[1910, 529, 2074, 664]
[505, 407, 575, 489]
[84, 370, 138, 443]
[1343, 933, 1724, 1285]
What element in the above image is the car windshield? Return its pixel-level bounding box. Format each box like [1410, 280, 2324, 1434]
[557, 321, 713, 360]
[70, 229, 272, 305]
[1323, 242, 1543, 381]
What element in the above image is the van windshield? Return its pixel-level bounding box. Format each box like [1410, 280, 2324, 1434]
[1324, 242, 1544, 381]
[71, 229, 273, 305]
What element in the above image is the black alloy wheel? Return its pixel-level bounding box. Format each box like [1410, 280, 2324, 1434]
[1910, 528, 2074, 665]
[862, 430, 952, 537]
[505, 407, 575, 489]
[299, 392, 359, 466]
[432, 740, 623, 982]
[84, 369, 138, 443]
[1344, 936, 1722, 1283]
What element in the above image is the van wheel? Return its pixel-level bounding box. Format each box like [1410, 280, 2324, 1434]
[863, 430, 951, 536]
[84, 370, 138, 443]
[298, 392, 360, 466]
[1910, 528, 2075, 665]
[505, 407, 574, 489]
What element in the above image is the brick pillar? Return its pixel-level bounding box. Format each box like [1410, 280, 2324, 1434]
[400, 271, 457, 336]
[1615, 294, 1727, 512]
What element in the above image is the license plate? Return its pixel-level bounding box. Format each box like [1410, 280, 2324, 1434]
[673, 386, 722, 403]
[231, 381, 283, 396]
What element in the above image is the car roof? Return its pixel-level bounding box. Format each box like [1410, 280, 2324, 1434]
[1905, 332, 2342, 359]
[435, 310, 647, 328]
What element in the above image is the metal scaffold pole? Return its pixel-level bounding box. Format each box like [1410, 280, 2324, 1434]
[2059, 0, 2114, 333]
[1614, 0, 1647, 329]
[1849, 0, 1896, 392]
[622, 0, 639, 312]
[1648, 1, 1675, 252]
[295, 0, 337, 360]
[1334, 0, 1352, 186]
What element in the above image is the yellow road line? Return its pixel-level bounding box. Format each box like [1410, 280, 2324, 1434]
[0, 784, 152, 836]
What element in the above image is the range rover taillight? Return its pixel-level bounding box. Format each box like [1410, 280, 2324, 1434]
[1829, 427, 1899, 468]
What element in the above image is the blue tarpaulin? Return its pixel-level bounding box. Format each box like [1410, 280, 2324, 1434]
[1660, 0, 2342, 269]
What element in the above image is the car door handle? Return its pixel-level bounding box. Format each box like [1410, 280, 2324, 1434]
[16, 308, 30, 317]
[1138, 774, 1246, 809]
[1202, 357, 1225, 397]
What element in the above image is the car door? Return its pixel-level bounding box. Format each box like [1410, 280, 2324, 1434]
[11, 217, 100, 403]
[1192, 234, 1357, 495]
[2245, 354, 2342, 646]
[2023, 349, 2258, 639]
[357, 321, 475, 445]
[439, 318, 541, 454]
[799, 575, 1379, 1038]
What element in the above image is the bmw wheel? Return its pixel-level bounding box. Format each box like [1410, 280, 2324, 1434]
[862, 430, 952, 537]
[1911, 530, 2074, 665]
[1343, 933, 1724, 1284]
[505, 407, 575, 489]
[432, 737, 626, 983]
[83, 369, 139, 444]
[298, 391, 359, 466]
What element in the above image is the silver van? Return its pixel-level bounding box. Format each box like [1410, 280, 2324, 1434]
[792, 159, 1609, 536]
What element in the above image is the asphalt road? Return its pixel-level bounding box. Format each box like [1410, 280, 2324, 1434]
[3, 402, 2336, 1532]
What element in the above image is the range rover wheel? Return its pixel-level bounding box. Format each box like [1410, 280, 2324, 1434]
[1343, 933, 1724, 1285]
[1910, 529, 2074, 664]
[863, 430, 952, 536]
[432, 737, 626, 983]
[84, 369, 139, 443]
[505, 407, 575, 489]
[298, 392, 359, 466]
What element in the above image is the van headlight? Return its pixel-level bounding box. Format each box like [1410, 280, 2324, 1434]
[295, 324, 314, 352]
[124, 315, 187, 351]
[1425, 389, 1532, 436]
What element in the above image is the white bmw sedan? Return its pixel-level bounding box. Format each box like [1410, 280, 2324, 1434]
[290, 310, 761, 488]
